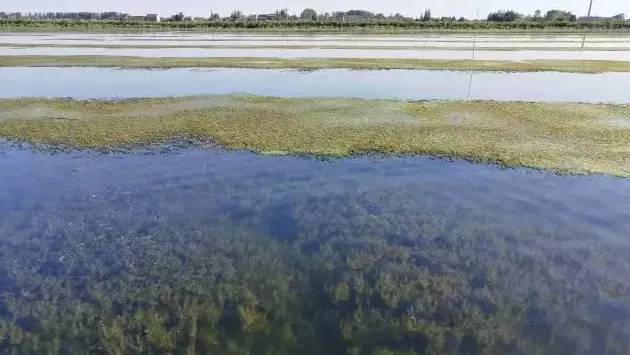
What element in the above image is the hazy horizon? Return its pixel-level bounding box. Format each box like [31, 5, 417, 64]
[3, 0, 629, 19]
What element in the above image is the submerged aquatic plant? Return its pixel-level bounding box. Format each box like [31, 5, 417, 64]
[0, 147, 628, 354]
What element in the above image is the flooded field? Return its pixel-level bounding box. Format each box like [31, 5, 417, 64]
[3, 32, 630, 47]
[2, 67, 630, 103]
[3, 46, 630, 61]
[1, 30, 630, 355]
[3, 31, 630, 62]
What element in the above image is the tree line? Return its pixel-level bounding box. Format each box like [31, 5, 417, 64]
[487, 9, 625, 22]
[1, 8, 629, 30]
[1, 8, 627, 23]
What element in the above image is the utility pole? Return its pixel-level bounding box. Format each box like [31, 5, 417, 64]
[467, 8, 479, 100]
[582, 0, 594, 48]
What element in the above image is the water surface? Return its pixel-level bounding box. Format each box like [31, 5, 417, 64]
[2, 67, 629, 103]
[2, 37, 630, 49]
[3, 32, 630, 43]
[3, 46, 630, 60]
[0, 145, 629, 353]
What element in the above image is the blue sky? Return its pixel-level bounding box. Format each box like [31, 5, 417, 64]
[6, 0, 629, 18]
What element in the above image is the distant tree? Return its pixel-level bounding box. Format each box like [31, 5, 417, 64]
[421, 9, 432, 21]
[275, 9, 289, 20]
[230, 10, 242, 20]
[210, 12, 220, 20]
[458, 16, 468, 22]
[534, 9, 542, 19]
[545, 9, 577, 22]
[171, 12, 185, 21]
[333, 9, 376, 20]
[393, 13, 405, 20]
[300, 8, 318, 21]
[487, 10, 523, 22]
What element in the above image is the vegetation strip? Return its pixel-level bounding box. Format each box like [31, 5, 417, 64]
[1, 95, 628, 176]
[2, 55, 630, 73]
[3, 18, 630, 31]
[4, 43, 630, 51]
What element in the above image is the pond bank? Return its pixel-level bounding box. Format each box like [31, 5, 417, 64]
[3, 55, 630, 73]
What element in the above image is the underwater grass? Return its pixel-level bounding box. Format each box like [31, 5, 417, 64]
[3, 55, 630, 73]
[0, 95, 629, 176]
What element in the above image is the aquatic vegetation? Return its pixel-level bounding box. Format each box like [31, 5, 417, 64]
[0, 148, 629, 354]
[0, 95, 628, 176]
[3, 55, 630, 73]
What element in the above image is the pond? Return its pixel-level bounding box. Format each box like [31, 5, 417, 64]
[3, 32, 630, 43]
[0, 144, 629, 353]
[3, 46, 630, 61]
[3, 37, 630, 49]
[2, 67, 630, 103]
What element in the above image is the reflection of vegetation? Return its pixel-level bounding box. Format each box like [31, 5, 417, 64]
[0, 95, 629, 176]
[0, 153, 629, 354]
[4, 55, 630, 73]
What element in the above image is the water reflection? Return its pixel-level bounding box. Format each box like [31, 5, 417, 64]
[0, 145, 629, 353]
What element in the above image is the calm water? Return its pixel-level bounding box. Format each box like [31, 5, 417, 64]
[2, 67, 630, 103]
[3, 46, 630, 61]
[0, 145, 629, 353]
[3, 32, 630, 43]
[3, 38, 630, 49]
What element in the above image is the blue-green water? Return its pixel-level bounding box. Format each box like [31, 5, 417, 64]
[0, 145, 629, 354]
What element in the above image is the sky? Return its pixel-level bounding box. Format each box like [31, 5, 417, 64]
[5, 0, 629, 19]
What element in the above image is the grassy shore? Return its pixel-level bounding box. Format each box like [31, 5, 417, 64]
[1, 95, 628, 176]
[2, 55, 630, 73]
[2, 43, 630, 51]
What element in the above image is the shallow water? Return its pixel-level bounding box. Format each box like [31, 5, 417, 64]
[2, 67, 630, 103]
[3, 32, 630, 43]
[0, 145, 629, 353]
[3, 37, 630, 49]
[3, 46, 630, 61]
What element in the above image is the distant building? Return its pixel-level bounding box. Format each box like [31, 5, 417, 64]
[129, 15, 144, 21]
[145, 14, 160, 22]
[183, 16, 193, 21]
[579, 14, 625, 22]
[257, 14, 278, 21]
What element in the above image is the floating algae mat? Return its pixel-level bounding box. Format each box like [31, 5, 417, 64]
[0, 95, 629, 176]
